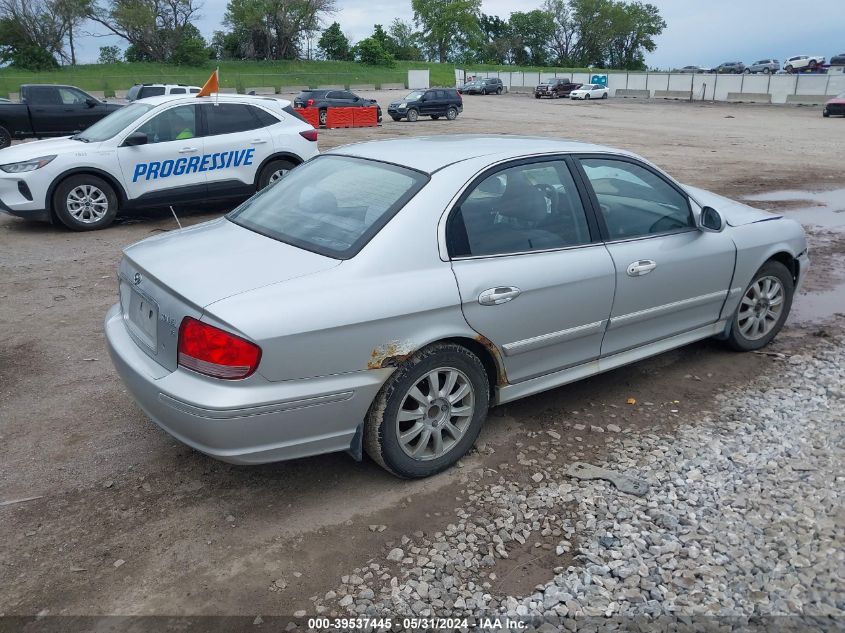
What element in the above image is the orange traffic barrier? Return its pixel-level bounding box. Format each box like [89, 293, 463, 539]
[352, 106, 378, 127]
[294, 107, 319, 128]
[325, 107, 355, 129]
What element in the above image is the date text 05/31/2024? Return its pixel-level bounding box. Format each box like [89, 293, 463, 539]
[132, 148, 256, 183]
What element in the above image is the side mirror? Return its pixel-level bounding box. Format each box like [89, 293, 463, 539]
[699, 206, 724, 232]
[85, 98, 98, 108]
[123, 131, 148, 147]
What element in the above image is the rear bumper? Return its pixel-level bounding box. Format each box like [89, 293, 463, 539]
[105, 303, 391, 465]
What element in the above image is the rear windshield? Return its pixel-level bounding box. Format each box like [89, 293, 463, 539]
[227, 155, 429, 259]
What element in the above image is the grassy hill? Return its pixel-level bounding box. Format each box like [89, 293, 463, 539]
[0, 59, 606, 97]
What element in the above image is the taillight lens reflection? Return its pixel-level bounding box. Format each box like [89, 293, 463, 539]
[178, 317, 261, 380]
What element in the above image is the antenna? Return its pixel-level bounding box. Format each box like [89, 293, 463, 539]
[169, 205, 183, 229]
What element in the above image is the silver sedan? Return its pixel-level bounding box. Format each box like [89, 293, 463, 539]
[105, 136, 809, 478]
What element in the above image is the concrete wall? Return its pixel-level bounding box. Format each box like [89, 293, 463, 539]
[466, 69, 841, 104]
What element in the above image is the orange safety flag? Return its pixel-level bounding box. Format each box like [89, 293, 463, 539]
[196, 68, 219, 97]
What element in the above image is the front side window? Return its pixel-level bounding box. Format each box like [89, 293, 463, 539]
[228, 155, 428, 259]
[204, 103, 262, 135]
[580, 158, 693, 240]
[59, 88, 90, 105]
[134, 105, 198, 144]
[76, 103, 155, 142]
[448, 160, 592, 258]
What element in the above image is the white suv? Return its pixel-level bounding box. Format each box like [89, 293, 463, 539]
[127, 84, 202, 101]
[784, 55, 825, 73]
[0, 94, 319, 230]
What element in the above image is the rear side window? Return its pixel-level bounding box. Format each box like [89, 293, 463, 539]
[228, 155, 428, 259]
[448, 160, 592, 257]
[283, 105, 307, 123]
[169, 88, 186, 95]
[254, 106, 280, 127]
[26, 86, 61, 104]
[189, 88, 200, 94]
[205, 103, 262, 135]
[140, 86, 166, 98]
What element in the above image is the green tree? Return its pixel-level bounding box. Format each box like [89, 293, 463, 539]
[170, 25, 208, 65]
[411, 0, 481, 63]
[98, 44, 122, 63]
[508, 9, 554, 66]
[0, 17, 59, 69]
[355, 36, 394, 66]
[317, 21, 350, 60]
[544, 0, 578, 65]
[388, 18, 422, 60]
[606, 1, 664, 70]
[476, 13, 511, 64]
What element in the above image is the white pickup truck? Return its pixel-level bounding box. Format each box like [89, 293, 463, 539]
[784, 55, 825, 73]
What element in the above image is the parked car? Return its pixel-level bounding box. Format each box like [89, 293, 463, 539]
[387, 88, 463, 122]
[829, 53, 845, 66]
[461, 78, 504, 95]
[534, 78, 582, 99]
[677, 65, 713, 74]
[570, 84, 609, 100]
[0, 94, 318, 230]
[105, 136, 808, 478]
[784, 55, 825, 73]
[746, 59, 780, 74]
[822, 92, 845, 117]
[126, 84, 201, 101]
[715, 61, 746, 74]
[292, 89, 382, 126]
[0, 84, 122, 149]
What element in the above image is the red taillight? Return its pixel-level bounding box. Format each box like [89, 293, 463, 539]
[306, 99, 314, 107]
[299, 129, 318, 141]
[178, 317, 261, 380]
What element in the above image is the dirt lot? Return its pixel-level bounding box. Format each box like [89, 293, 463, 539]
[1, 93, 843, 617]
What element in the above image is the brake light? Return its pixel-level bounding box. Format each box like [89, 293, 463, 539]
[306, 99, 314, 107]
[178, 317, 261, 380]
[300, 129, 318, 142]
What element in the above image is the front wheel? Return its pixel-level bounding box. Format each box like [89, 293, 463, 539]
[496, 87, 503, 95]
[391, 116, 402, 122]
[602, 92, 608, 99]
[53, 175, 118, 231]
[318, 109, 327, 126]
[809, 60, 817, 70]
[726, 261, 794, 351]
[822, 109, 830, 117]
[364, 343, 489, 478]
[585, 94, 591, 100]
[763, 67, 771, 74]
[0, 125, 10, 149]
[406, 108, 419, 122]
[743, 68, 751, 74]
[257, 158, 295, 190]
[446, 106, 458, 120]
[785, 65, 793, 73]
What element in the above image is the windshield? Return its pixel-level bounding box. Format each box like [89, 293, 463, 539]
[73, 103, 154, 142]
[405, 91, 424, 101]
[227, 155, 429, 259]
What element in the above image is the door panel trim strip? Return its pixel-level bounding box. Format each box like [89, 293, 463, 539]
[608, 290, 728, 330]
[502, 320, 606, 357]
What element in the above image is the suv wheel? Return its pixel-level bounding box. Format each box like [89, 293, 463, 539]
[364, 343, 489, 478]
[496, 87, 503, 95]
[0, 125, 10, 149]
[763, 67, 771, 74]
[319, 109, 328, 126]
[53, 175, 118, 231]
[406, 108, 419, 122]
[446, 107, 458, 120]
[258, 159, 295, 190]
[431, 114, 440, 120]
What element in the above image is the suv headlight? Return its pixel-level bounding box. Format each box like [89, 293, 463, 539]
[0, 155, 56, 173]
[398, 103, 407, 109]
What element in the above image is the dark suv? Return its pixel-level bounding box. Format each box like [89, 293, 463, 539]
[534, 78, 582, 99]
[387, 88, 463, 122]
[715, 61, 746, 74]
[461, 77, 504, 95]
[292, 89, 381, 126]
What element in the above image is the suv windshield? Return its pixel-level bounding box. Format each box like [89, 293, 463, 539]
[73, 103, 155, 142]
[405, 91, 425, 101]
[228, 155, 429, 259]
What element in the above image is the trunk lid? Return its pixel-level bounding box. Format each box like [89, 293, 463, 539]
[119, 218, 340, 371]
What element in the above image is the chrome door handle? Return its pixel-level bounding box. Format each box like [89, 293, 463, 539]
[478, 286, 521, 306]
[627, 260, 657, 276]
[178, 147, 199, 153]
[250, 139, 268, 144]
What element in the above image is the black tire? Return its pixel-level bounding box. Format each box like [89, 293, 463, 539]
[257, 158, 295, 190]
[496, 87, 503, 95]
[822, 109, 830, 118]
[318, 109, 327, 126]
[785, 65, 793, 73]
[391, 116, 402, 122]
[743, 68, 751, 74]
[0, 125, 10, 149]
[602, 92, 608, 99]
[446, 107, 458, 121]
[431, 114, 440, 120]
[406, 108, 419, 122]
[763, 67, 771, 74]
[53, 174, 119, 231]
[364, 343, 490, 478]
[809, 60, 817, 70]
[725, 261, 794, 352]
[535, 94, 541, 99]
[585, 94, 591, 100]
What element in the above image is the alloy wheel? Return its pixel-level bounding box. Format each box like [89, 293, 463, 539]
[396, 367, 475, 461]
[66, 185, 109, 223]
[737, 276, 785, 340]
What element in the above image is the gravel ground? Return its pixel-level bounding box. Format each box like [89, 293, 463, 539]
[311, 337, 844, 628]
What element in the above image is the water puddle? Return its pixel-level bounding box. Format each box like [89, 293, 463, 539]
[742, 188, 845, 229]
[742, 188, 845, 325]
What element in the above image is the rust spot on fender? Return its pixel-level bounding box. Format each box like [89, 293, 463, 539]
[475, 334, 508, 385]
[367, 340, 415, 370]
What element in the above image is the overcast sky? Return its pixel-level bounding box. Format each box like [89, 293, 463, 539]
[76, 0, 842, 68]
